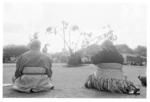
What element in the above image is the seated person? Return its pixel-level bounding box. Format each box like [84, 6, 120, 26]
[85, 40, 140, 95]
[12, 40, 54, 93]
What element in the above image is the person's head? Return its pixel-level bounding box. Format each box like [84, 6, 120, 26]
[29, 39, 41, 51]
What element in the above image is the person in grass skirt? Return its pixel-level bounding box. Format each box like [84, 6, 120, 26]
[85, 40, 140, 95]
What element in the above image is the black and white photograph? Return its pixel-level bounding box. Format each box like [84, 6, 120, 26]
[1, 0, 148, 99]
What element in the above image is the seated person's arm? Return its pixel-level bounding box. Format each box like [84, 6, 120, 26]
[15, 56, 23, 79]
[47, 59, 52, 78]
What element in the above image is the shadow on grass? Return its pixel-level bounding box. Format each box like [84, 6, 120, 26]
[3, 86, 62, 98]
[63, 64, 90, 68]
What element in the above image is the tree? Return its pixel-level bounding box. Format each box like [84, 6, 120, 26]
[134, 46, 147, 57]
[45, 22, 117, 66]
[115, 44, 134, 54]
[3, 45, 29, 63]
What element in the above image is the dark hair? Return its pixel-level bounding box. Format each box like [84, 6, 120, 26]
[91, 40, 124, 64]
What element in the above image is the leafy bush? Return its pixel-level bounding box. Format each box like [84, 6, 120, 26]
[68, 53, 82, 66]
[91, 40, 124, 64]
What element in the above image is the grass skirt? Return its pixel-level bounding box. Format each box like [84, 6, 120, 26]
[85, 63, 140, 95]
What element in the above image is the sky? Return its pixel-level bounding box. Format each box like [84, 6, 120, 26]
[3, 2, 147, 53]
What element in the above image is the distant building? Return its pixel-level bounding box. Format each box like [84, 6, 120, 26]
[122, 53, 146, 66]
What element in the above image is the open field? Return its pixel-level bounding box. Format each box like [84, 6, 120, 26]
[3, 63, 146, 98]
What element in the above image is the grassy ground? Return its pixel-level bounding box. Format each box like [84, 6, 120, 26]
[3, 63, 146, 98]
